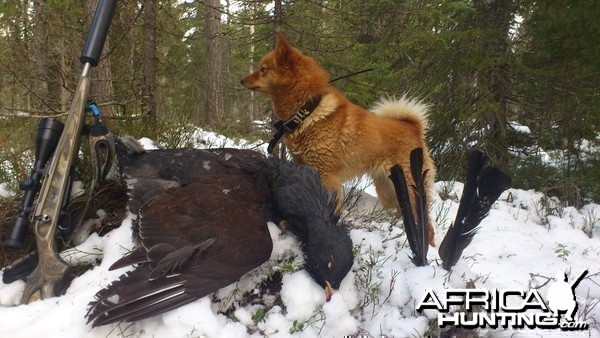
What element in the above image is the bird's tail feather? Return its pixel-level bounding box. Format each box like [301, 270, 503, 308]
[389, 148, 429, 266]
[439, 150, 511, 270]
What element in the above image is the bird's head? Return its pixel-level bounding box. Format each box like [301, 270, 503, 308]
[271, 161, 354, 300]
[303, 221, 354, 301]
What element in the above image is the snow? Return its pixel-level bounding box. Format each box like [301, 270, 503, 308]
[509, 120, 531, 134]
[0, 131, 599, 337]
[0, 183, 14, 198]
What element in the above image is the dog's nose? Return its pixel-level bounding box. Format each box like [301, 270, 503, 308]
[240, 79, 245, 85]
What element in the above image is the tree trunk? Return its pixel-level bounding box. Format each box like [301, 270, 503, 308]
[84, 0, 115, 118]
[32, 0, 49, 110]
[247, 0, 263, 121]
[142, 0, 158, 127]
[273, 0, 286, 159]
[274, 0, 283, 32]
[474, 0, 514, 169]
[202, 0, 223, 128]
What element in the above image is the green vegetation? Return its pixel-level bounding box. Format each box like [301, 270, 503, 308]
[0, 0, 598, 209]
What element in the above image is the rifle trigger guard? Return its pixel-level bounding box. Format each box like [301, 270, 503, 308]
[90, 132, 115, 188]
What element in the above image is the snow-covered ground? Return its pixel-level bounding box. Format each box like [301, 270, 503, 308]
[0, 130, 599, 337]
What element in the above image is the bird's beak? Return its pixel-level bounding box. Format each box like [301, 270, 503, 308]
[325, 281, 333, 302]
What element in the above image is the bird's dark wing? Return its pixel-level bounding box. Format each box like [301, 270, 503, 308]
[86, 173, 274, 327]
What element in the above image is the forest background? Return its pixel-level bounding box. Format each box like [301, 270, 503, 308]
[0, 0, 598, 210]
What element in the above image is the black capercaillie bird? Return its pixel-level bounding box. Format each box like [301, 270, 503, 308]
[85, 137, 354, 327]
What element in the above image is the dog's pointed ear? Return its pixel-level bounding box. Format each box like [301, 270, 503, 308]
[275, 31, 294, 64]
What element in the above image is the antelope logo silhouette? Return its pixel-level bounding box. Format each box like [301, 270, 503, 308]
[546, 270, 588, 322]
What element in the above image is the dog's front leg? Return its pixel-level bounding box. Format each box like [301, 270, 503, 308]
[320, 173, 344, 211]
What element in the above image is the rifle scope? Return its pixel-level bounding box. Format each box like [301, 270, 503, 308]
[3, 118, 64, 250]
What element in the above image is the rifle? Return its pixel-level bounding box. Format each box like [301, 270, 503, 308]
[2, 0, 117, 303]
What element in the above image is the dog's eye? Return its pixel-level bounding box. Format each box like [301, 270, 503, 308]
[259, 66, 267, 74]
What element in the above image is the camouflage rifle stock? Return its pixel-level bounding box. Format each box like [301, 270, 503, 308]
[19, 0, 117, 303]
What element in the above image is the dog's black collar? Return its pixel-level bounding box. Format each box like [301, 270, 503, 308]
[267, 96, 322, 153]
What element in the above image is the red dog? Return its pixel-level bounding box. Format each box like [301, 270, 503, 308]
[242, 32, 436, 245]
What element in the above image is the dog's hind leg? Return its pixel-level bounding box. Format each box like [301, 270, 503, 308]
[372, 171, 401, 210]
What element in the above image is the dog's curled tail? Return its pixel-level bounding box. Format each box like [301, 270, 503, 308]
[371, 96, 430, 134]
